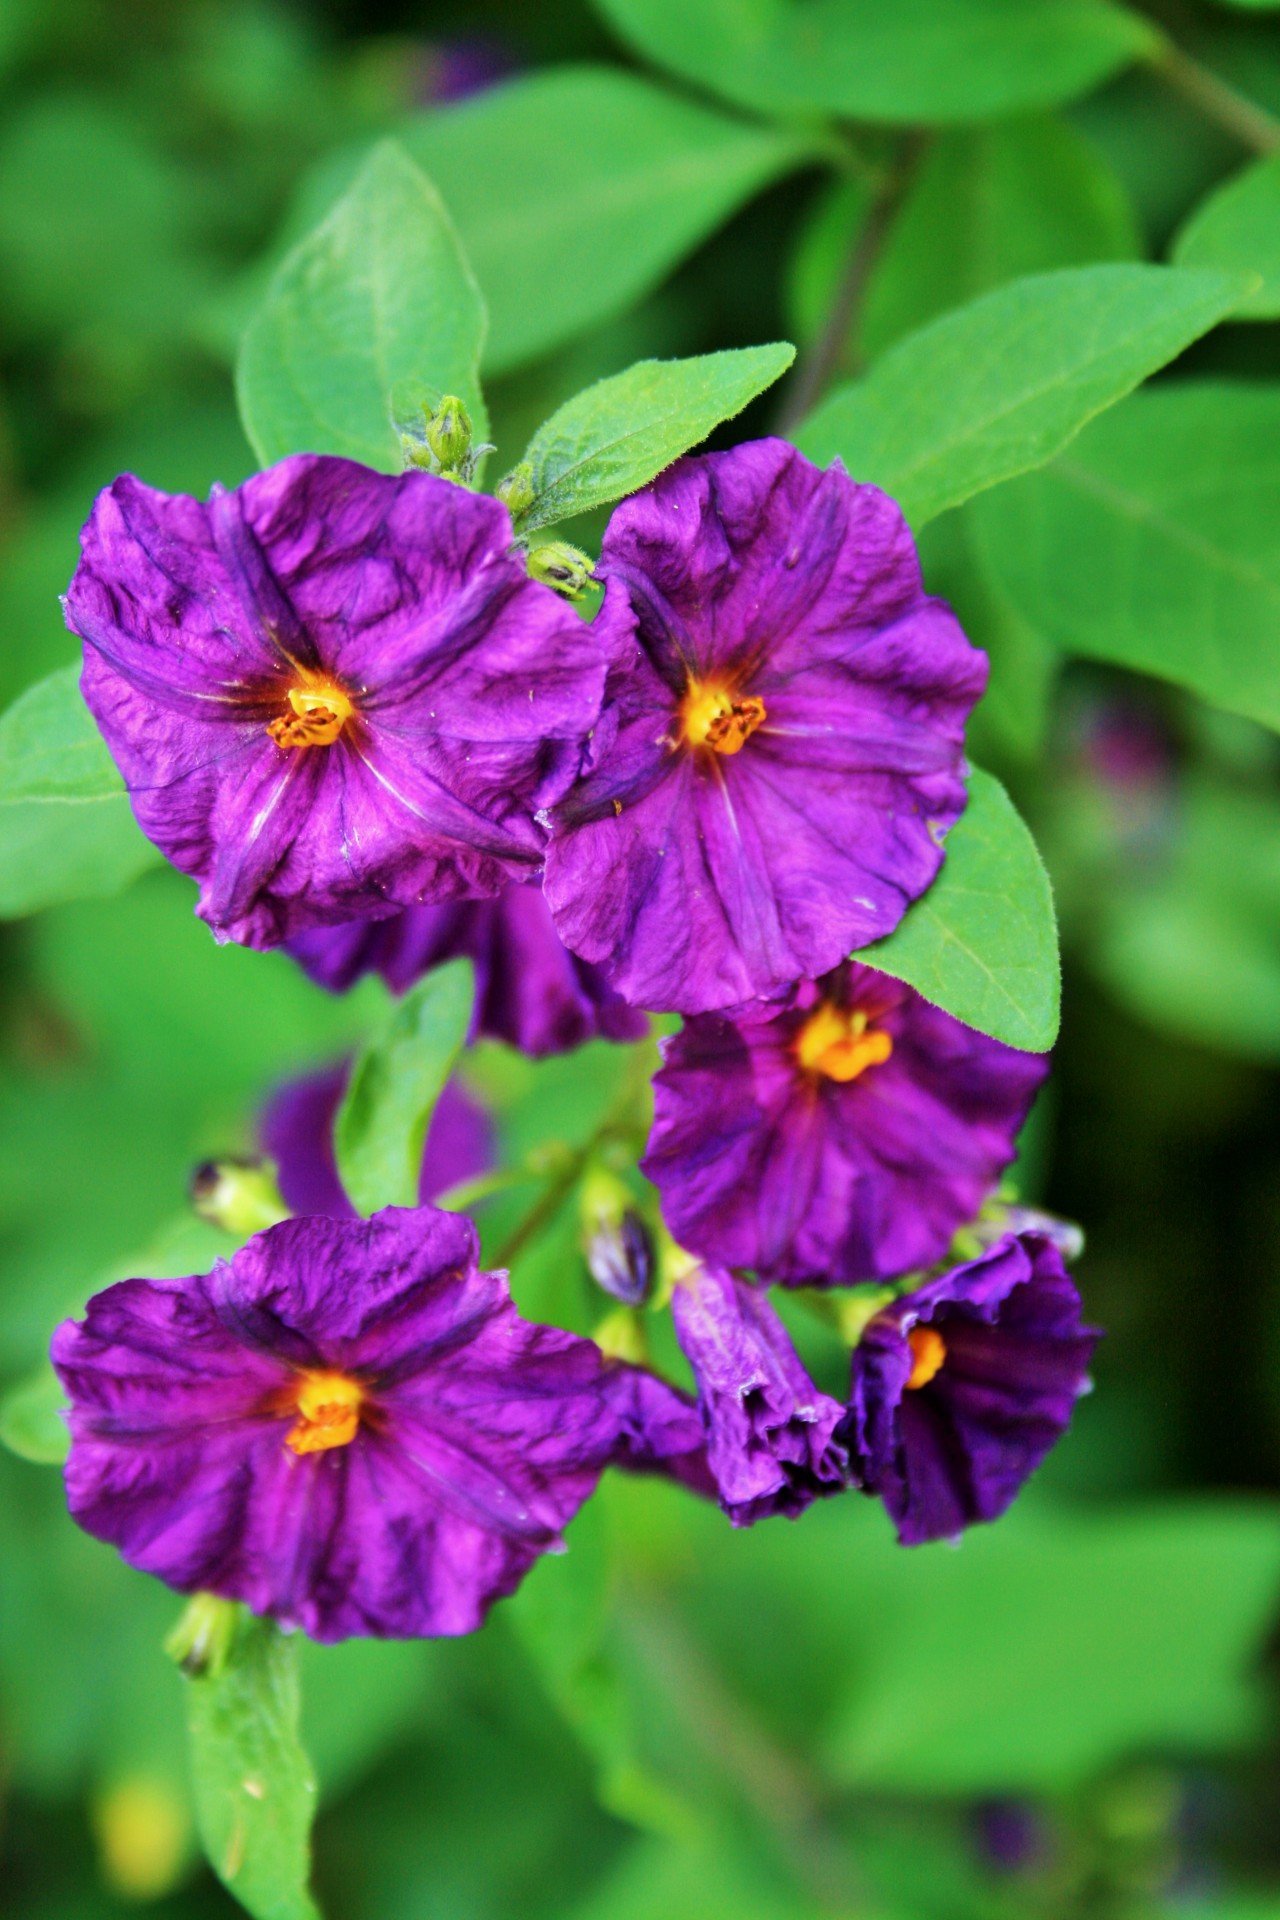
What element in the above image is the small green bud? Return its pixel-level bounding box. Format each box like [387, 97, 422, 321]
[164, 1592, 241, 1679]
[497, 462, 536, 519]
[526, 540, 597, 600]
[189, 1156, 290, 1238]
[425, 394, 472, 473]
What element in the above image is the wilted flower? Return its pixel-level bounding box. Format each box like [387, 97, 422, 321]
[670, 1262, 849, 1525]
[52, 1208, 616, 1640]
[285, 881, 646, 1058]
[644, 961, 1048, 1286]
[258, 1063, 492, 1219]
[543, 439, 986, 1012]
[65, 456, 606, 948]
[843, 1231, 1098, 1545]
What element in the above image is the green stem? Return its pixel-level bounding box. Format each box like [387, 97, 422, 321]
[1151, 41, 1280, 157]
[775, 130, 926, 435]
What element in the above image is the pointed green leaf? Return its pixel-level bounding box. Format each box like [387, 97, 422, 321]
[852, 768, 1059, 1052]
[0, 666, 160, 918]
[594, 0, 1158, 125]
[793, 264, 1251, 529]
[0, 1363, 69, 1465]
[402, 68, 817, 374]
[970, 382, 1280, 732]
[334, 958, 475, 1216]
[862, 113, 1140, 361]
[185, 1614, 321, 1920]
[238, 139, 486, 472]
[1173, 151, 1280, 319]
[514, 344, 795, 534]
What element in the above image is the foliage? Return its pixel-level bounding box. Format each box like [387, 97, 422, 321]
[3, 2, 1280, 1918]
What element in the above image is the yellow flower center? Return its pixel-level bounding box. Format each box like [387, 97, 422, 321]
[284, 1369, 364, 1455]
[905, 1326, 947, 1391]
[267, 680, 354, 750]
[680, 679, 766, 756]
[795, 1003, 893, 1083]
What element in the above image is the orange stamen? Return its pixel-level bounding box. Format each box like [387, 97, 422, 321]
[795, 1003, 893, 1083]
[284, 1369, 364, 1455]
[267, 680, 354, 750]
[680, 680, 766, 756]
[905, 1326, 947, 1391]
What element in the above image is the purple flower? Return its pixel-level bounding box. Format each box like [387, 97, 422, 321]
[670, 1263, 849, 1525]
[542, 439, 986, 1013]
[285, 881, 647, 1058]
[51, 1208, 616, 1641]
[258, 1064, 492, 1220]
[65, 457, 607, 949]
[643, 961, 1048, 1286]
[843, 1231, 1099, 1545]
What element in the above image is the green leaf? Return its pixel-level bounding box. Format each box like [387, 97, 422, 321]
[852, 767, 1059, 1052]
[334, 958, 474, 1216]
[917, 510, 1058, 762]
[237, 139, 487, 471]
[509, 1497, 695, 1838]
[402, 67, 816, 375]
[185, 1613, 320, 1920]
[862, 113, 1141, 361]
[818, 1498, 1280, 1793]
[970, 382, 1280, 732]
[793, 263, 1251, 529]
[0, 1364, 68, 1465]
[1173, 151, 1280, 319]
[593, 0, 1158, 125]
[0, 667, 161, 919]
[513, 345, 795, 534]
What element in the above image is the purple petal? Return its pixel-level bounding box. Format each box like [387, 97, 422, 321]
[671, 1264, 848, 1525]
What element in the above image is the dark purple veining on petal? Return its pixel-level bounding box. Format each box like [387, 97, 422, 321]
[843, 1231, 1099, 1545]
[644, 960, 1048, 1286]
[51, 1208, 618, 1640]
[543, 439, 987, 1013]
[670, 1263, 849, 1525]
[65, 457, 610, 948]
[285, 881, 647, 1058]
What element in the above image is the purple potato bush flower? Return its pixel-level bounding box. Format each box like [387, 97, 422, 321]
[542, 439, 987, 1013]
[258, 1064, 493, 1219]
[643, 960, 1048, 1286]
[671, 1261, 850, 1525]
[286, 880, 646, 1057]
[843, 1231, 1099, 1545]
[64, 456, 607, 948]
[52, 1207, 618, 1640]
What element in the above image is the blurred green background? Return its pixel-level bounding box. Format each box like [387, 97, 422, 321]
[4, 1, 1280, 1914]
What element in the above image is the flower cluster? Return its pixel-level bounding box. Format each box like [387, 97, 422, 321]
[56, 436, 1097, 1640]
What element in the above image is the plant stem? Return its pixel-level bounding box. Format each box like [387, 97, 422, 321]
[775, 132, 925, 435]
[1152, 42, 1280, 156]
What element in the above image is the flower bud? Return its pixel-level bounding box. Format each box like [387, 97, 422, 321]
[163, 1591, 241, 1679]
[189, 1156, 290, 1238]
[92, 1775, 190, 1901]
[581, 1167, 653, 1305]
[525, 540, 596, 599]
[497, 462, 535, 519]
[425, 394, 473, 474]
